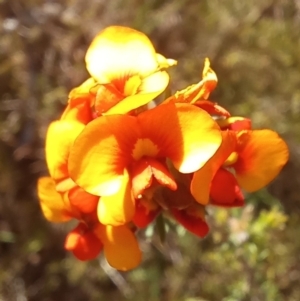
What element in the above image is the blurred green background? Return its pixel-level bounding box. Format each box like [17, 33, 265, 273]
[1, 0, 300, 300]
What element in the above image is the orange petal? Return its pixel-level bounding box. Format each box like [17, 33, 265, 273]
[191, 131, 237, 205]
[131, 157, 177, 198]
[171, 203, 209, 238]
[63, 78, 96, 123]
[95, 224, 141, 271]
[132, 199, 160, 228]
[105, 71, 169, 115]
[150, 159, 177, 190]
[65, 223, 103, 261]
[97, 170, 135, 226]
[61, 100, 93, 124]
[210, 168, 244, 207]
[46, 120, 85, 181]
[233, 130, 289, 192]
[69, 114, 139, 196]
[37, 177, 72, 222]
[85, 26, 158, 83]
[68, 186, 99, 214]
[131, 159, 153, 198]
[139, 103, 222, 173]
[94, 83, 124, 115]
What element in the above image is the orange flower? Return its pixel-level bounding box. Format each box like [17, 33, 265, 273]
[37, 177, 99, 221]
[37, 177, 141, 269]
[191, 129, 289, 205]
[37, 176, 101, 261]
[69, 103, 222, 225]
[84, 26, 175, 115]
[37, 24, 291, 270]
[65, 222, 103, 261]
[232, 130, 289, 192]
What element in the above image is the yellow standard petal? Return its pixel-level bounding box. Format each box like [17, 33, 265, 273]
[85, 26, 158, 83]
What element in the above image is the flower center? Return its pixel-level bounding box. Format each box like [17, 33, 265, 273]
[132, 138, 159, 160]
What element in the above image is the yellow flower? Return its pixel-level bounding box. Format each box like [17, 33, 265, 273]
[85, 26, 175, 115]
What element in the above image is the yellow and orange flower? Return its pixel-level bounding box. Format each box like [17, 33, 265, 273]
[82, 26, 176, 116]
[37, 177, 141, 270]
[68, 102, 222, 226]
[191, 127, 289, 206]
[37, 25, 290, 271]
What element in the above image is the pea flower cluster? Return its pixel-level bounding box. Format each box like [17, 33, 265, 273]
[37, 26, 289, 271]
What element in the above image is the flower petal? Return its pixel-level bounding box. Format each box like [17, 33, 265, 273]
[95, 224, 141, 271]
[68, 186, 99, 214]
[97, 170, 135, 226]
[139, 103, 222, 173]
[191, 131, 237, 205]
[37, 177, 72, 222]
[132, 199, 160, 228]
[171, 203, 209, 238]
[85, 26, 158, 83]
[62, 78, 96, 123]
[210, 168, 244, 207]
[65, 223, 103, 261]
[131, 159, 153, 198]
[163, 58, 217, 104]
[94, 83, 125, 115]
[105, 71, 169, 115]
[46, 120, 85, 181]
[233, 130, 289, 192]
[131, 157, 177, 198]
[69, 114, 139, 196]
